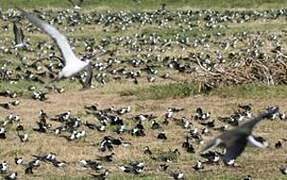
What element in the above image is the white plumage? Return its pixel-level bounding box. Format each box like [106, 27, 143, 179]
[19, 8, 90, 79]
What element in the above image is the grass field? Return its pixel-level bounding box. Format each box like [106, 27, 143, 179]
[1, 1, 287, 179]
[1, 0, 287, 10]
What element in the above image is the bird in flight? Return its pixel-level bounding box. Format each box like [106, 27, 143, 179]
[68, 0, 84, 10]
[201, 106, 279, 165]
[18, 8, 93, 89]
[13, 22, 27, 49]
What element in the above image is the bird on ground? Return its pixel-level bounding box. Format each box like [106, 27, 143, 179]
[17, 131, 29, 142]
[4, 172, 17, 180]
[0, 127, 6, 139]
[170, 171, 184, 180]
[182, 136, 195, 153]
[96, 153, 115, 162]
[0, 161, 8, 174]
[159, 163, 169, 171]
[119, 161, 144, 174]
[193, 161, 204, 171]
[14, 157, 23, 165]
[152, 149, 180, 162]
[51, 159, 66, 168]
[201, 107, 279, 165]
[85, 121, 106, 132]
[90, 169, 109, 180]
[143, 146, 152, 155]
[280, 167, 287, 175]
[18, 8, 93, 89]
[0, 90, 17, 98]
[0, 102, 11, 110]
[151, 120, 161, 129]
[24, 159, 41, 174]
[0, 100, 20, 110]
[200, 151, 221, 164]
[157, 131, 167, 140]
[242, 175, 252, 180]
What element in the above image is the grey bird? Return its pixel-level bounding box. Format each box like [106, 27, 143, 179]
[13, 22, 26, 49]
[18, 8, 93, 88]
[201, 107, 279, 164]
[68, 0, 84, 10]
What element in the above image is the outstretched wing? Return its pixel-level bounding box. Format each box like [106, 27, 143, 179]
[223, 137, 248, 163]
[13, 22, 22, 44]
[241, 106, 279, 131]
[201, 138, 222, 154]
[19, 26, 25, 42]
[247, 135, 268, 148]
[18, 8, 77, 66]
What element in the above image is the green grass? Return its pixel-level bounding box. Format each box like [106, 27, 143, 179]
[141, 25, 225, 39]
[212, 83, 287, 98]
[109, 173, 163, 180]
[47, 176, 91, 180]
[0, 80, 40, 97]
[0, 78, 81, 98]
[120, 82, 287, 100]
[46, 172, 164, 180]
[121, 82, 198, 100]
[226, 19, 287, 33]
[45, 172, 286, 180]
[1, 0, 287, 10]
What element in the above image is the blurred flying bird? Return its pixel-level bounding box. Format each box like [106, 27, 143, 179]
[18, 8, 93, 88]
[13, 22, 26, 49]
[68, 0, 84, 10]
[201, 107, 279, 165]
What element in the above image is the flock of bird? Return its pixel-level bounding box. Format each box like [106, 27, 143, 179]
[1, 7, 287, 92]
[0, 2, 287, 179]
[0, 99, 285, 179]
